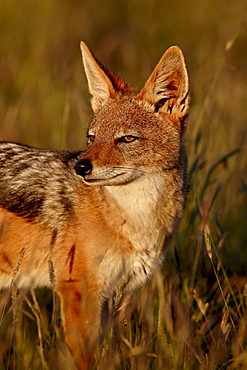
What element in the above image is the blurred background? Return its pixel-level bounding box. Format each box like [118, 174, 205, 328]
[0, 0, 246, 269]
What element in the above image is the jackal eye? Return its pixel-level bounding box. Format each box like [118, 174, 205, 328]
[87, 134, 95, 143]
[119, 135, 138, 143]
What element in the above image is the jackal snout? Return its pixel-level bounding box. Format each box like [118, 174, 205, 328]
[74, 159, 92, 177]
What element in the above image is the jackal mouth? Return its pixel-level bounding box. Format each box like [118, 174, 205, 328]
[84, 173, 122, 182]
[83, 172, 127, 185]
[82, 169, 142, 186]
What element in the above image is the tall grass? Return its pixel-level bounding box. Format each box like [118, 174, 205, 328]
[0, 0, 246, 369]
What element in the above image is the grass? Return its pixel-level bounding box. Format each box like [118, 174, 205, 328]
[0, 0, 246, 369]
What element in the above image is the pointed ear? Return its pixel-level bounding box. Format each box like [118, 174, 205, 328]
[80, 42, 130, 113]
[137, 46, 189, 124]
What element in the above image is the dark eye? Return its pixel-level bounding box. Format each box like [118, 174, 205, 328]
[87, 135, 95, 143]
[119, 135, 138, 143]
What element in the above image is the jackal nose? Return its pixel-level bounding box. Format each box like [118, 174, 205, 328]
[74, 159, 92, 177]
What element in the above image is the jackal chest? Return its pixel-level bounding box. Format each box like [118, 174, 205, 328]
[97, 241, 163, 299]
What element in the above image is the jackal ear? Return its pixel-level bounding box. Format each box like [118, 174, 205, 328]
[137, 46, 189, 125]
[80, 42, 130, 113]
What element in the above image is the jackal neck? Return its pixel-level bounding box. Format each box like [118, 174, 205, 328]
[103, 173, 170, 250]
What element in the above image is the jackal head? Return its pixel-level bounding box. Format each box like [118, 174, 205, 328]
[74, 42, 189, 186]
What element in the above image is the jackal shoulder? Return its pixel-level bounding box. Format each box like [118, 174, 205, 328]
[0, 142, 84, 227]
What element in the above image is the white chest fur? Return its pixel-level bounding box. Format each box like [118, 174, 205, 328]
[98, 174, 167, 297]
[105, 172, 166, 242]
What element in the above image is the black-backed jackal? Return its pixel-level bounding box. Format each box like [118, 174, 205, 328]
[0, 42, 189, 368]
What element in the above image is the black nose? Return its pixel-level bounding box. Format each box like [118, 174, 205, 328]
[74, 159, 92, 177]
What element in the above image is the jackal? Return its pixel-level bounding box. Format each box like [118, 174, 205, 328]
[0, 42, 189, 368]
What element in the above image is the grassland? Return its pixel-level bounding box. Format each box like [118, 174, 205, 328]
[0, 0, 246, 369]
